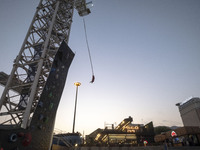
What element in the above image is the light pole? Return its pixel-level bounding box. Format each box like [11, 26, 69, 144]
[72, 82, 81, 133]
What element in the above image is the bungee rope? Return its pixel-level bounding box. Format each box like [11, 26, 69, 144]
[83, 17, 95, 83]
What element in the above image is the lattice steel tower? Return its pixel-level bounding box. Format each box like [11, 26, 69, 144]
[0, 0, 90, 129]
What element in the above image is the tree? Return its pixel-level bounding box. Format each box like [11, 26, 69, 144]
[154, 126, 171, 135]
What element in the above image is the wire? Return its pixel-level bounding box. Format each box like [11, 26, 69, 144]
[83, 17, 95, 83]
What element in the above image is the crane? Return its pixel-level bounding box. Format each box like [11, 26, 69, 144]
[0, 0, 91, 149]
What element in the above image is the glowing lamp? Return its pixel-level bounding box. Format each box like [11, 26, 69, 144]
[74, 82, 81, 86]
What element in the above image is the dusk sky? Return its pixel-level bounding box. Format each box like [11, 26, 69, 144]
[0, 0, 200, 135]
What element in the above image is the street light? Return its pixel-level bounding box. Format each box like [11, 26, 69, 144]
[72, 82, 81, 133]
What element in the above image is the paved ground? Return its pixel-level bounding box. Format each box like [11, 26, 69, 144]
[52, 146, 200, 150]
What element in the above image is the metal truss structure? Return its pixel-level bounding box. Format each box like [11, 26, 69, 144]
[0, 0, 90, 129]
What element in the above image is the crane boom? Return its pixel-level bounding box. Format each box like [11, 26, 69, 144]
[0, 0, 91, 149]
[0, 0, 90, 129]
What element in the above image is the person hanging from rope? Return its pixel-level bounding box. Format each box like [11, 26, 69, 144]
[83, 17, 95, 83]
[90, 74, 95, 83]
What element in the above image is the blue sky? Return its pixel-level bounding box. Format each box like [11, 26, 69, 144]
[0, 0, 200, 135]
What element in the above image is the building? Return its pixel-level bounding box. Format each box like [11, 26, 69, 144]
[176, 97, 200, 127]
[52, 132, 83, 147]
[154, 97, 200, 147]
[86, 116, 155, 146]
[154, 126, 200, 146]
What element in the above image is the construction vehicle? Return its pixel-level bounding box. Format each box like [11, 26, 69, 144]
[0, 0, 91, 149]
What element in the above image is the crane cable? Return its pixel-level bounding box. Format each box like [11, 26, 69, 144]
[83, 17, 95, 83]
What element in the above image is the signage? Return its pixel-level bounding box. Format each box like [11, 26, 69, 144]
[126, 126, 139, 133]
[144, 140, 148, 146]
[143, 140, 148, 144]
[171, 131, 177, 137]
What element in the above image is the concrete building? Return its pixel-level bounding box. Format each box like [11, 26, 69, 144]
[176, 97, 200, 127]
